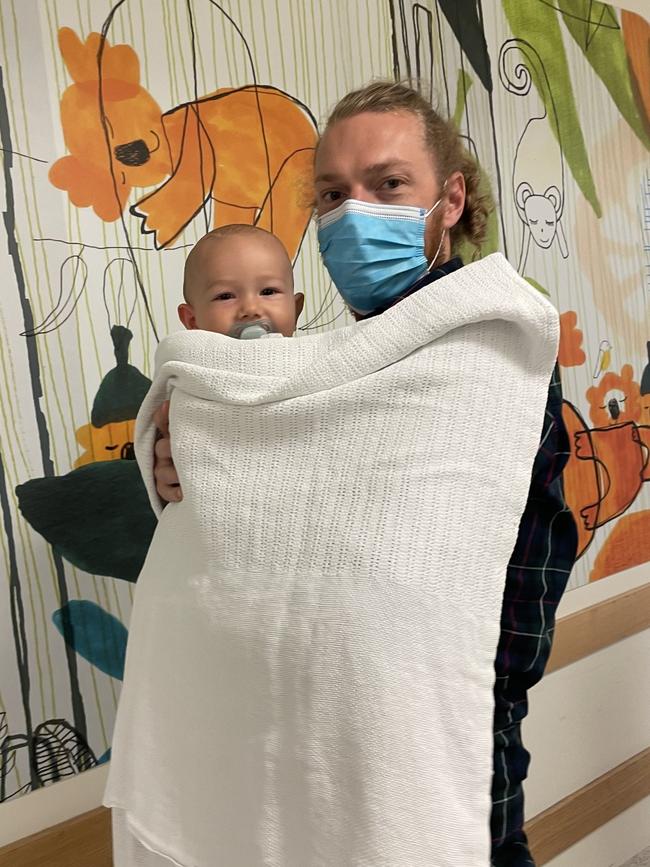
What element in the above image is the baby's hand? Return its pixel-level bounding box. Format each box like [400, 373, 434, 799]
[153, 401, 183, 502]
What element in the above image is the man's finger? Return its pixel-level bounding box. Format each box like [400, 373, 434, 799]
[156, 465, 181, 488]
[157, 482, 183, 503]
[153, 400, 170, 438]
[154, 436, 172, 462]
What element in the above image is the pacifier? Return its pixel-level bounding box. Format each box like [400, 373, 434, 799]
[228, 319, 276, 340]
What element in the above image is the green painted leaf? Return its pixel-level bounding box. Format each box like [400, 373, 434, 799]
[450, 67, 500, 259]
[557, 1, 650, 151]
[454, 164, 500, 262]
[453, 68, 474, 128]
[16, 459, 156, 582]
[524, 276, 550, 297]
[52, 600, 127, 681]
[502, 0, 602, 216]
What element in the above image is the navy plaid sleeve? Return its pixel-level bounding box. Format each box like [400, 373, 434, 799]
[490, 363, 578, 867]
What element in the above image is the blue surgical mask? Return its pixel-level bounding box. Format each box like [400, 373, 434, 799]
[317, 197, 444, 315]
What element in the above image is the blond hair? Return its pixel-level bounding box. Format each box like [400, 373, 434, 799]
[323, 81, 493, 252]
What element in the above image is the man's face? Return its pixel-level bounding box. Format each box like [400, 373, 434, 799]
[314, 110, 460, 262]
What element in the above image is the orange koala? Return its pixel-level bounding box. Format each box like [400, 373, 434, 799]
[562, 401, 649, 558]
[49, 28, 170, 222]
[590, 509, 650, 581]
[50, 28, 318, 259]
[585, 364, 641, 427]
[572, 422, 647, 532]
[562, 360, 650, 560]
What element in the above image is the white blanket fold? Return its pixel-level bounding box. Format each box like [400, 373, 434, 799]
[104, 253, 559, 867]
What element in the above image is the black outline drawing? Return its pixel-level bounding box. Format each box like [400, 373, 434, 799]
[536, 0, 619, 48]
[45, 0, 319, 339]
[102, 257, 138, 332]
[128, 85, 317, 253]
[498, 38, 569, 273]
[21, 253, 88, 337]
[0, 66, 89, 769]
[0, 147, 47, 163]
[387, 0, 509, 258]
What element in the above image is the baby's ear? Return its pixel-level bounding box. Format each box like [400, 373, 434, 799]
[177, 303, 197, 330]
[294, 292, 305, 322]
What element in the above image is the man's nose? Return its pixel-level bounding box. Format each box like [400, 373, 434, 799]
[348, 185, 380, 203]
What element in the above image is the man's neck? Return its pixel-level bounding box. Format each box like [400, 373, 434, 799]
[353, 256, 464, 321]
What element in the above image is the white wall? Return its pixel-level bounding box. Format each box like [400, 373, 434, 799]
[0, 763, 108, 847]
[525, 562, 650, 867]
[614, 0, 650, 15]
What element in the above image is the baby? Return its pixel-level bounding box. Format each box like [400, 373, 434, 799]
[178, 224, 304, 338]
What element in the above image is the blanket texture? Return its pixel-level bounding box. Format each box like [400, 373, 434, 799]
[104, 253, 559, 867]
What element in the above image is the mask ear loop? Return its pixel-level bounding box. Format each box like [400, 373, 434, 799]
[425, 178, 449, 272]
[426, 229, 447, 273]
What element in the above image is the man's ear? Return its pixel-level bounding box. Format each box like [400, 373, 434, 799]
[294, 292, 305, 322]
[442, 170, 466, 230]
[178, 303, 197, 330]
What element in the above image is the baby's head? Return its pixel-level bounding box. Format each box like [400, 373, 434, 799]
[178, 225, 304, 337]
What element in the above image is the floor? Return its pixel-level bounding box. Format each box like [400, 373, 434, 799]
[621, 847, 650, 866]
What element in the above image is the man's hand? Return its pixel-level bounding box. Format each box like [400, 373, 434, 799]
[153, 401, 183, 502]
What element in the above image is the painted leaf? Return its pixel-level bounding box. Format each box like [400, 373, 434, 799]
[502, 0, 602, 216]
[0, 734, 31, 801]
[52, 600, 128, 681]
[453, 68, 474, 128]
[558, 310, 586, 367]
[621, 10, 650, 138]
[97, 747, 112, 765]
[451, 67, 500, 259]
[455, 165, 500, 263]
[557, 0, 650, 151]
[33, 719, 97, 783]
[524, 276, 550, 297]
[438, 0, 493, 92]
[16, 459, 156, 582]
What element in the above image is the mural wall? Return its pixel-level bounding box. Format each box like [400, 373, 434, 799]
[0, 0, 648, 802]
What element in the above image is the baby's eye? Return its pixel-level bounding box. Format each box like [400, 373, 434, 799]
[214, 292, 235, 301]
[261, 287, 280, 296]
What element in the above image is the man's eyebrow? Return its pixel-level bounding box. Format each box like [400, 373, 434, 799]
[314, 160, 414, 185]
[314, 171, 343, 184]
[364, 160, 413, 175]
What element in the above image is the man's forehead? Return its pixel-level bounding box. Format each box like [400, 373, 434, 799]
[315, 112, 428, 176]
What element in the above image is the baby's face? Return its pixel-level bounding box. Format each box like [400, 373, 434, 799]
[179, 234, 302, 337]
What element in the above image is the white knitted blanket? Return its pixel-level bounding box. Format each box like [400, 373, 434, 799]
[104, 253, 559, 867]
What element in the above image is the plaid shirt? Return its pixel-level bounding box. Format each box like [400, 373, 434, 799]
[490, 362, 577, 866]
[361, 259, 578, 866]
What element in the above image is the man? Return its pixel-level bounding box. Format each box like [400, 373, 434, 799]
[153, 81, 578, 865]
